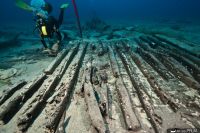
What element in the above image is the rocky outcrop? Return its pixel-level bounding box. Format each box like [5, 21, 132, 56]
[83, 17, 110, 32]
[0, 32, 21, 50]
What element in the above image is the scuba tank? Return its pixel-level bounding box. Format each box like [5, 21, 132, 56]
[33, 2, 53, 38]
[34, 15, 49, 37]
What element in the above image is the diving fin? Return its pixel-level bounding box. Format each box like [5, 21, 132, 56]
[60, 3, 69, 9]
[15, 0, 33, 12]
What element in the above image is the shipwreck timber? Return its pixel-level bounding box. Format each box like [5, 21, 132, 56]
[0, 38, 200, 133]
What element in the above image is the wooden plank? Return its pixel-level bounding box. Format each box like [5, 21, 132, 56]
[0, 74, 46, 125]
[115, 78, 141, 131]
[44, 48, 69, 75]
[45, 43, 88, 132]
[0, 81, 27, 105]
[17, 44, 80, 132]
[83, 65, 106, 133]
[115, 47, 161, 133]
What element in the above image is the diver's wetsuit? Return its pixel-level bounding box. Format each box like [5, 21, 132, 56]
[38, 9, 64, 48]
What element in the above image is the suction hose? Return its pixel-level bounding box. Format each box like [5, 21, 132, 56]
[72, 0, 83, 38]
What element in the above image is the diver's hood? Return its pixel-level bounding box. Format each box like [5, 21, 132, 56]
[42, 2, 53, 14]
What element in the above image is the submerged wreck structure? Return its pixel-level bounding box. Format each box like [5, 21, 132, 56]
[0, 35, 200, 133]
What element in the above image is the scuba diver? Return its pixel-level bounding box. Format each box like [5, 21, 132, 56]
[15, 0, 69, 55]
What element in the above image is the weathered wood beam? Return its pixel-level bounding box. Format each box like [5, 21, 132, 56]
[130, 51, 179, 112]
[0, 74, 46, 125]
[98, 40, 108, 56]
[45, 43, 88, 132]
[84, 66, 106, 133]
[134, 38, 200, 91]
[115, 46, 161, 133]
[17, 76, 59, 132]
[139, 36, 158, 49]
[55, 111, 66, 133]
[169, 53, 200, 84]
[136, 46, 173, 81]
[155, 53, 200, 92]
[149, 35, 200, 67]
[44, 48, 69, 75]
[139, 36, 200, 84]
[106, 84, 112, 119]
[108, 46, 119, 78]
[0, 80, 27, 105]
[115, 78, 141, 131]
[153, 35, 200, 59]
[17, 44, 80, 132]
[108, 44, 141, 131]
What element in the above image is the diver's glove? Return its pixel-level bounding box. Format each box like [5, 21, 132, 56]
[60, 3, 69, 9]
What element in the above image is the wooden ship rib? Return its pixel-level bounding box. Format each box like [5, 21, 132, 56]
[0, 36, 200, 133]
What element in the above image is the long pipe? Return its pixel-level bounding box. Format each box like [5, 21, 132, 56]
[72, 0, 82, 38]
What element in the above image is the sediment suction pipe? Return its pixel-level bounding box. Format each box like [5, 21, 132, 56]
[72, 0, 83, 38]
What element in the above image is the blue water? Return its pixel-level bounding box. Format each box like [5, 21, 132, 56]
[0, 0, 200, 25]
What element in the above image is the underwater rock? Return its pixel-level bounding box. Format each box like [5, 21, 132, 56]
[83, 17, 110, 32]
[0, 62, 15, 70]
[170, 25, 182, 31]
[84, 31, 103, 39]
[112, 30, 126, 38]
[62, 30, 79, 40]
[98, 35, 109, 40]
[0, 68, 17, 80]
[0, 33, 21, 50]
[89, 31, 102, 38]
[107, 29, 131, 40]
[106, 32, 115, 40]
[125, 26, 135, 31]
